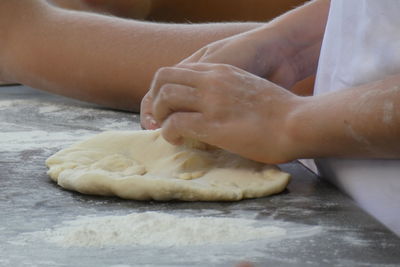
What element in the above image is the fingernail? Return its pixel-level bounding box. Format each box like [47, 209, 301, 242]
[147, 116, 160, 129]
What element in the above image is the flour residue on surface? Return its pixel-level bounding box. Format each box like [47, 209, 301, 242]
[342, 235, 370, 247]
[0, 130, 93, 152]
[30, 212, 287, 247]
[0, 97, 140, 152]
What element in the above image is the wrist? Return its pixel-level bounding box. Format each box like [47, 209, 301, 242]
[282, 95, 317, 160]
[254, 0, 329, 86]
[240, 24, 308, 88]
[256, 91, 311, 164]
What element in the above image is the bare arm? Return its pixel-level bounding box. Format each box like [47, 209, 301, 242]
[288, 74, 400, 160]
[0, 0, 261, 111]
[146, 0, 400, 162]
[48, 0, 152, 19]
[174, 0, 330, 88]
[147, 63, 400, 164]
[142, 0, 330, 129]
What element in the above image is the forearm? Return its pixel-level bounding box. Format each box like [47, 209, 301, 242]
[288, 74, 400, 159]
[2, 1, 261, 111]
[48, 0, 152, 19]
[47, 0, 91, 11]
[236, 0, 330, 84]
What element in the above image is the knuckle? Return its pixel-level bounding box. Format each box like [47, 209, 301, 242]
[162, 116, 181, 144]
[168, 113, 180, 129]
[206, 66, 235, 85]
[214, 64, 233, 73]
[154, 67, 171, 80]
[158, 84, 176, 101]
[161, 125, 174, 144]
[159, 84, 173, 95]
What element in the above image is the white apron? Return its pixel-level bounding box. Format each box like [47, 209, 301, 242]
[313, 0, 400, 236]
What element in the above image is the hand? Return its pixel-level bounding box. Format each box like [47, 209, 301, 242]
[179, 32, 298, 88]
[140, 91, 160, 130]
[141, 27, 298, 129]
[149, 63, 302, 164]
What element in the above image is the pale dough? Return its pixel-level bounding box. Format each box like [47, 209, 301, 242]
[46, 130, 290, 201]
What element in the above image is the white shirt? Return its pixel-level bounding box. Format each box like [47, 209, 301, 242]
[314, 0, 400, 235]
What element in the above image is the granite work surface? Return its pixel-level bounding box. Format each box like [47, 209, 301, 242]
[0, 85, 399, 267]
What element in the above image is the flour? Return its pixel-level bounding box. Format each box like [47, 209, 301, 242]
[30, 212, 287, 247]
[38, 105, 63, 114]
[0, 130, 92, 152]
[0, 97, 139, 153]
[382, 100, 394, 124]
[342, 235, 370, 247]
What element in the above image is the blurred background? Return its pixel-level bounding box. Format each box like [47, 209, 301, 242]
[51, 0, 307, 22]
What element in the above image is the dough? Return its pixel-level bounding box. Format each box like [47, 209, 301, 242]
[46, 130, 290, 201]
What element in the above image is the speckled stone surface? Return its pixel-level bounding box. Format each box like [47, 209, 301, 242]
[0, 85, 399, 267]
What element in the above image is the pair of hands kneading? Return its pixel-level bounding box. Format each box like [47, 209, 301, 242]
[141, 30, 303, 164]
[48, 26, 300, 202]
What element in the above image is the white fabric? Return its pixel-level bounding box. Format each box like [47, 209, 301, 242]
[315, 0, 400, 94]
[314, 0, 400, 236]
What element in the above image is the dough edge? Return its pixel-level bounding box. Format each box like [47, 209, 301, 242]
[46, 130, 291, 201]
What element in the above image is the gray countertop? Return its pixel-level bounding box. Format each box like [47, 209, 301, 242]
[0, 85, 399, 267]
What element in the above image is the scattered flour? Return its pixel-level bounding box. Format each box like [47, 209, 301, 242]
[38, 105, 62, 114]
[29, 212, 287, 247]
[342, 235, 370, 247]
[0, 130, 92, 152]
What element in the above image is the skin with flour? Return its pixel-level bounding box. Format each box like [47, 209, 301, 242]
[0, 1, 293, 202]
[0, 1, 399, 166]
[144, 0, 400, 164]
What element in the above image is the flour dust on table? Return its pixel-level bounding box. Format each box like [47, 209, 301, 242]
[46, 130, 290, 201]
[26, 212, 288, 247]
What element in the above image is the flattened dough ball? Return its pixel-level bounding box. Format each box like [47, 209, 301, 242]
[46, 130, 290, 201]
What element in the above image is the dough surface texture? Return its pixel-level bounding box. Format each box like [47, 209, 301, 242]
[46, 130, 290, 201]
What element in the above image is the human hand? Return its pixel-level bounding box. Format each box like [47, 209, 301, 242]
[141, 27, 297, 129]
[179, 31, 298, 88]
[140, 91, 160, 130]
[148, 63, 302, 164]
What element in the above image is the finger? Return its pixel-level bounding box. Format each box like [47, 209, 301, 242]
[177, 62, 250, 76]
[176, 62, 219, 72]
[150, 66, 207, 99]
[141, 113, 159, 130]
[152, 83, 202, 124]
[161, 112, 212, 146]
[140, 93, 160, 130]
[180, 48, 207, 64]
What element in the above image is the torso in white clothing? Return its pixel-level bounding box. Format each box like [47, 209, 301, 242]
[315, 0, 400, 94]
[314, 0, 400, 236]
